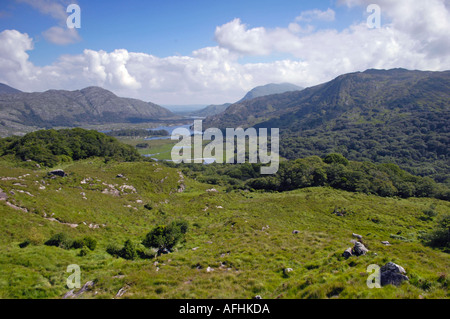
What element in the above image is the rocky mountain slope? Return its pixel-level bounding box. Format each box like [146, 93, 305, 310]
[0, 86, 174, 136]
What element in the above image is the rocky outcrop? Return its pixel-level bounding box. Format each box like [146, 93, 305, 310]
[63, 281, 95, 299]
[380, 262, 409, 286]
[353, 242, 369, 256]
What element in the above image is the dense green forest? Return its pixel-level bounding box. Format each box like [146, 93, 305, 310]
[0, 128, 141, 167]
[174, 154, 449, 200]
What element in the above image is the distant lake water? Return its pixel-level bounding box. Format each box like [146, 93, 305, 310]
[145, 121, 204, 140]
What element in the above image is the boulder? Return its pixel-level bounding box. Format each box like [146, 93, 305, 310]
[380, 262, 409, 286]
[49, 169, 67, 177]
[343, 247, 353, 259]
[381, 241, 391, 246]
[352, 242, 369, 256]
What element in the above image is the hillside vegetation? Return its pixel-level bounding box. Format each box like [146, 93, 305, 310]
[0, 128, 141, 167]
[0, 157, 448, 299]
[204, 69, 450, 184]
[177, 154, 449, 200]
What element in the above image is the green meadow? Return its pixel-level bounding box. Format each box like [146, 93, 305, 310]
[0, 159, 448, 299]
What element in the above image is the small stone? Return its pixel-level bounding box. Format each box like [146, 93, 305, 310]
[352, 233, 363, 240]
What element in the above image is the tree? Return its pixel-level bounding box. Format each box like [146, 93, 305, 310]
[323, 153, 349, 166]
[142, 221, 188, 252]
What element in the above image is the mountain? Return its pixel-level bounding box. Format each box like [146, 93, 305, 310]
[189, 83, 303, 118]
[0, 83, 22, 94]
[204, 69, 450, 182]
[190, 103, 231, 117]
[238, 83, 303, 103]
[0, 86, 174, 136]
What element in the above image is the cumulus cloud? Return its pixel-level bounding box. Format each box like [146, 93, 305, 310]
[0, 0, 449, 104]
[17, 0, 81, 45]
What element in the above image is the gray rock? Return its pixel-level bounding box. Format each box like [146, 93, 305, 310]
[343, 247, 353, 259]
[63, 281, 95, 299]
[380, 262, 409, 286]
[381, 241, 391, 246]
[0, 188, 8, 201]
[49, 169, 67, 177]
[352, 242, 369, 256]
[254, 295, 262, 300]
[352, 233, 363, 240]
[292, 230, 300, 234]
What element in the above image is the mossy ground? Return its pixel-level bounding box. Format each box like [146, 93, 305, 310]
[0, 159, 448, 299]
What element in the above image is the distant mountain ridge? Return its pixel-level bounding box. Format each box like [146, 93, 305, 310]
[0, 85, 174, 136]
[190, 82, 302, 117]
[238, 83, 303, 103]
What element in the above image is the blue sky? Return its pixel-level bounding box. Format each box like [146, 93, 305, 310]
[0, 0, 448, 104]
[0, 0, 363, 66]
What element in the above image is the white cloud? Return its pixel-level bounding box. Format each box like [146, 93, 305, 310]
[16, 0, 81, 45]
[0, 0, 449, 105]
[16, 0, 69, 21]
[42, 26, 81, 45]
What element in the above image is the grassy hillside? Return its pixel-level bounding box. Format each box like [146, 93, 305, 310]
[0, 159, 448, 299]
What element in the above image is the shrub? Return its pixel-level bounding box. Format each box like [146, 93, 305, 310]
[106, 243, 122, 257]
[106, 240, 137, 260]
[120, 240, 137, 260]
[19, 239, 31, 248]
[83, 236, 97, 251]
[71, 239, 85, 249]
[142, 221, 189, 251]
[78, 247, 89, 257]
[44, 233, 73, 249]
[425, 213, 450, 251]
